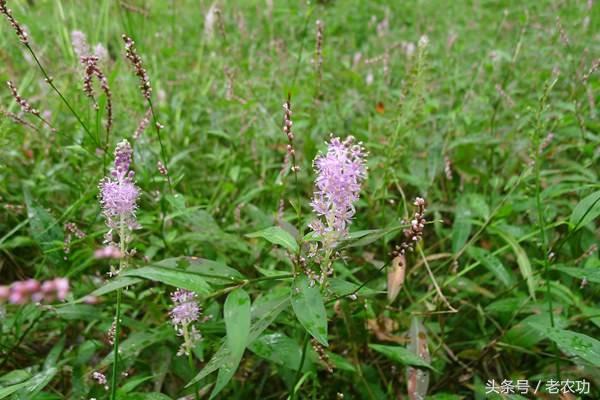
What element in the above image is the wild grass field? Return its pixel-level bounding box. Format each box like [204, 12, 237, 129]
[0, 0, 599, 399]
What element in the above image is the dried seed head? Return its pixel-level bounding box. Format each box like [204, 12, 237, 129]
[0, 0, 29, 44]
[79, 55, 113, 133]
[133, 108, 152, 140]
[394, 197, 427, 255]
[311, 338, 334, 373]
[7, 80, 39, 116]
[444, 155, 453, 180]
[122, 34, 152, 100]
[157, 160, 168, 176]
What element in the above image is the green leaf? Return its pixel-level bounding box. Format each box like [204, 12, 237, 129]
[467, 247, 514, 287]
[152, 257, 245, 284]
[555, 265, 600, 283]
[291, 276, 328, 346]
[122, 393, 173, 400]
[495, 230, 536, 299]
[54, 304, 99, 321]
[248, 333, 309, 371]
[529, 323, 600, 367]
[117, 375, 154, 395]
[166, 193, 186, 212]
[0, 382, 29, 399]
[327, 352, 356, 372]
[87, 276, 142, 299]
[246, 226, 298, 253]
[14, 367, 58, 400]
[569, 190, 600, 230]
[505, 313, 569, 348]
[187, 287, 289, 387]
[451, 197, 472, 253]
[328, 278, 381, 298]
[100, 327, 172, 368]
[369, 344, 433, 369]
[210, 288, 251, 399]
[122, 266, 212, 295]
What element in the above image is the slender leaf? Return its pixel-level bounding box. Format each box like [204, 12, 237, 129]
[555, 265, 600, 283]
[122, 266, 212, 295]
[248, 333, 310, 371]
[569, 190, 600, 230]
[246, 226, 299, 253]
[210, 288, 251, 399]
[468, 247, 514, 287]
[452, 197, 472, 253]
[496, 230, 536, 299]
[529, 323, 600, 367]
[87, 276, 142, 299]
[291, 276, 328, 346]
[369, 344, 432, 369]
[187, 288, 289, 387]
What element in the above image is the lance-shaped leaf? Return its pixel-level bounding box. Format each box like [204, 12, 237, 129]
[291, 275, 328, 346]
[528, 323, 600, 367]
[187, 287, 290, 387]
[210, 288, 251, 399]
[246, 226, 299, 253]
[569, 190, 600, 231]
[495, 230, 536, 300]
[248, 333, 312, 371]
[368, 344, 432, 369]
[122, 266, 212, 295]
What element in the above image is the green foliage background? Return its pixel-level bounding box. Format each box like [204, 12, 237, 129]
[0, 0, 599, 398]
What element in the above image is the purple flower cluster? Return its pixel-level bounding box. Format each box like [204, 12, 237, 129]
[99, 140, 140, 233]
[309, 136, 367, 248]
[169, 289, 203, 356]
[169, 289, 200, 326]
[0, 278, 69, 304]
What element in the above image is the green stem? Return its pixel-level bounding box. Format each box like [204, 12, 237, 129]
[110, 218, 127, 399]
[110, 288, 122, 400]
[24, 45, 98, 147]
[147, 98, 173, 192]
[291, 333, 309, 400]
[183, 324, 200, 400]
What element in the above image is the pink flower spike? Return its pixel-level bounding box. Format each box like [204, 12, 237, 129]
[94, 246, 123, 259]
[54, 278, 69, 300]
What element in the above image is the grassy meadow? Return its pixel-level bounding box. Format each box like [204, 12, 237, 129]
[0, 0, 599, 398]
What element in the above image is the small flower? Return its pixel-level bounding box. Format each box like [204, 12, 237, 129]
[91, 371, 108, 390]
[93, 43, 108, 62]
[71, 30, 90, 59]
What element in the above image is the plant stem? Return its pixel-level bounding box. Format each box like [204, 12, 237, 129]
[533, 76, 561, 381]
[183, 324, 200, 400]
[110, 218, 127, 399]
[24, 45, 98, 147]
[147, 98, 173, 192]
[110, 288, 122, 400]
[291, 333, 309, 400]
